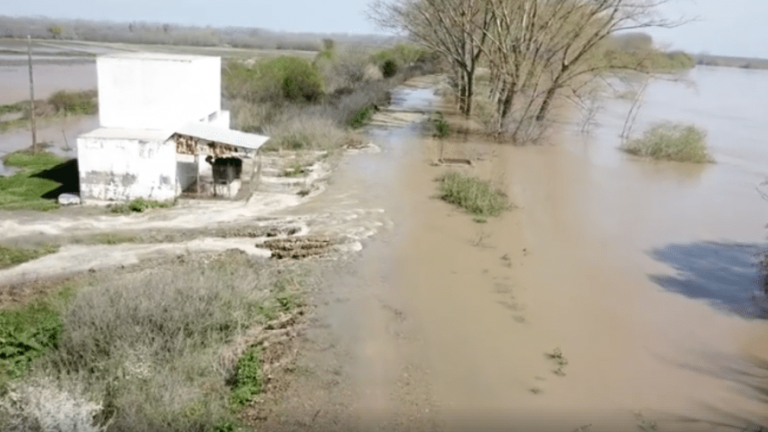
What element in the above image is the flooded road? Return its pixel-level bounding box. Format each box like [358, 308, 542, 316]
[265, 69, 768, 431]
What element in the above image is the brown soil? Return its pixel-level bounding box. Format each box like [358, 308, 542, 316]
[263, 235, 342, 260]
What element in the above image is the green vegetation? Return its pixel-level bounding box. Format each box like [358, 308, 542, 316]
[350, 104, 377, 129]
[0, 90, 98, 133]
[48, 90, 98, 115]
[0, 151, 65, 211]
[431, 112, 450, 139]
[0, 287, 72, 383]
[229, 346, 263, 407]
[621, 122, 713, 163]
[437, 172, 512, 218]
[226, 42, 438, 152]
[0, 254, 306, 431]
[0, 244, 59, 270]
[224, 56, 324, 103]
[381, 59, 398, 78]
[262, 116, 347, 152]
[109, 198, 175, 214]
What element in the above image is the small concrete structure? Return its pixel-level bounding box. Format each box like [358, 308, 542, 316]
[77, 52, 269, 204]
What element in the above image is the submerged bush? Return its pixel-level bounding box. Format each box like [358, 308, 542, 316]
[437, 172, 512, 217]
[622, 122, 713, 163]
[47, 90, 98, 115]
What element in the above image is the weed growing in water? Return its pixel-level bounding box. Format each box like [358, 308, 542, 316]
[437, 171, 512, 218]
[621, 122, 713, 163]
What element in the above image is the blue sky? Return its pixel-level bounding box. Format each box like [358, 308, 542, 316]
[6, 0, 768, 58]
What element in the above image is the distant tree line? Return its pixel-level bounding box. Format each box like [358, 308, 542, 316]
[0, 15, 398, 51]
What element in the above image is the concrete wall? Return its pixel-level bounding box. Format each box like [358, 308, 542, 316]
[97, 54, 221, 130]
[77, 137, 177, 202]
[176, 154, 201, 194]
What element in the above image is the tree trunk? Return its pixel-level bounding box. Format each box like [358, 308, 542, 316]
[535, 85, 558, 122]
[464, 70, 474, 117]
[496, 84, 515, 135]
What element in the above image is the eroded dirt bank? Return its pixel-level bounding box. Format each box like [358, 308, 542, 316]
[252, 74, 768, 431]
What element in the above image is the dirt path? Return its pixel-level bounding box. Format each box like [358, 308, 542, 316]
[253, 76, 768, 431]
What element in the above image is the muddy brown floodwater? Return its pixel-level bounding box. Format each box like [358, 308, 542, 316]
[260, 70, 768, 432]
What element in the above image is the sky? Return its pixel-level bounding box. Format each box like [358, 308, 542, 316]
[5, 0, 768, 59]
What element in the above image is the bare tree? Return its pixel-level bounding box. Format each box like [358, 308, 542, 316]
[368, 0, 492, 116]
[474, 0, 689, 142]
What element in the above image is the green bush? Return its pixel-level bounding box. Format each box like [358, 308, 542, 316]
[621, 122, 713, 163]
[431, 112, 450, 139]
[350, 104, 377, 129]
[437, 172, 512, 217]
[381, 59, 398, 78]
[0, 288, 71, 381]
[47, 90, 98, 115]
[224, 57, 324, 104]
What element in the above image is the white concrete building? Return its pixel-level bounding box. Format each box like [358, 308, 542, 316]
[76, 52, 269, 203]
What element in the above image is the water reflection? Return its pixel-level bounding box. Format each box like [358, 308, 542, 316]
[649, 242, 768, 319]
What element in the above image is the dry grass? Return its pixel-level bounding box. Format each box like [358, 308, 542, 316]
[1, 253, 307, 431]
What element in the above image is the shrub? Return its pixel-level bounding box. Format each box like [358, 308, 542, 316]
[0, 377, 106, 432]
[621, 122, 713, 163]
[47, 90, 98, 115]
[431, 112, 450, 139]
[381, 59, 398, 78]
[38, 255, 299, 431]
[224, 57, 324, 104]
[350, 104, 377, 129]
[437, 172, 512, 217]
[0, 288, 69, 381]
[262, 112, 346, 152]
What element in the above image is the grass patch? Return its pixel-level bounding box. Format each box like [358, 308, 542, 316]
[437, 172, 512, 218]
[621, 122, 713, 163]
[0, 244, 59, 270]
[109, 198, 175, 214]
[228, 346, 262, 408]
[0, 151, 64, 211]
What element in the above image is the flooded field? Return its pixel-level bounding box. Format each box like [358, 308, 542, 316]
[256, 68, 768, 431]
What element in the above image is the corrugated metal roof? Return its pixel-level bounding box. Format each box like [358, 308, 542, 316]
[176, 122, 270, 151]
[79, 128, 175, 141]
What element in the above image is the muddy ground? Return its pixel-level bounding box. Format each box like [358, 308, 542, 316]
[2, 71, 768, 432]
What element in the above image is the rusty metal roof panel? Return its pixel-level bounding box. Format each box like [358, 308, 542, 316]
[176, 123, 270, 151]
